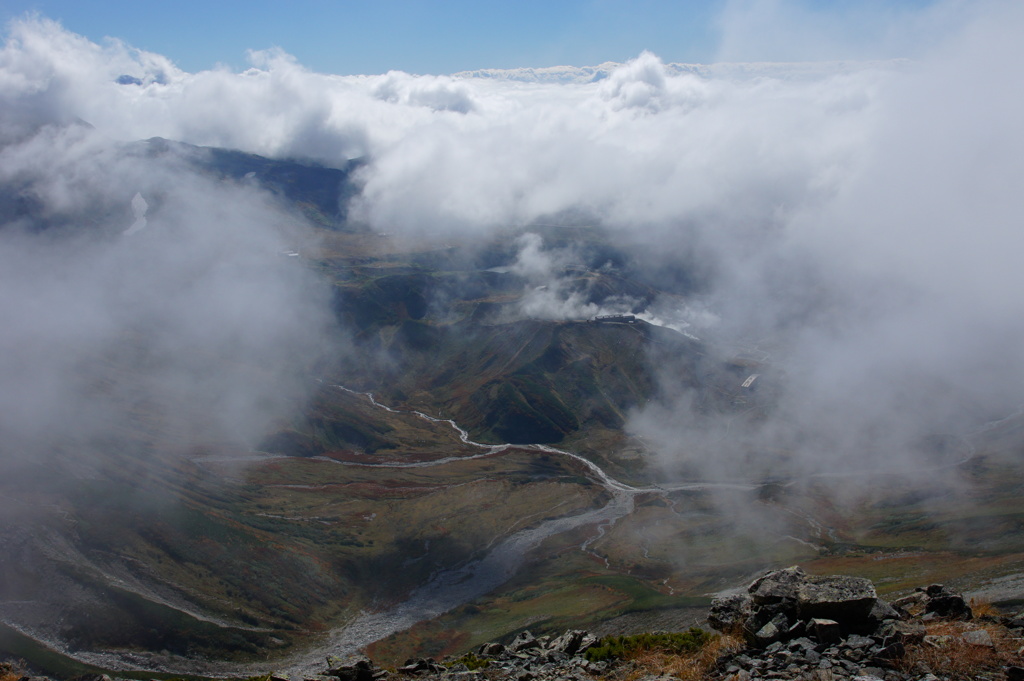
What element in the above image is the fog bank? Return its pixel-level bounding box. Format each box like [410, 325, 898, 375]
[3, 1, 1023, 482]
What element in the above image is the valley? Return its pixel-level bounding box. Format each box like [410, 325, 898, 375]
[2, 139, 1024, 680]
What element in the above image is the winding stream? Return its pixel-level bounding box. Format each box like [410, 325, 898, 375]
[282, 385, 757, 676]
[12, 380, 1015, 675]
[270, 382, 1011, 674]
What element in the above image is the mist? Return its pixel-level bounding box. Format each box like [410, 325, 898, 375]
[636, 0, 1024, 481]
[0, 117, 336, 479]
[2, 0, 1023, 487]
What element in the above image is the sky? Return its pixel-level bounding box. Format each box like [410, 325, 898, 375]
[0, 0, 943, 75]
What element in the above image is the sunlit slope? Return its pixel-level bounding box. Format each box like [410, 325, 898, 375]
[333, 318, 705, 445]
[321, 252, 733, 449]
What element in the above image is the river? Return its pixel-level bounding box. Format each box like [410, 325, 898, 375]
[280, 385, 757, 676]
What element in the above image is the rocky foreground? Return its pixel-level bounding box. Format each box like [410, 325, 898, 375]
[312, 567, 1024, 681]
[5, 567, 1024, 681]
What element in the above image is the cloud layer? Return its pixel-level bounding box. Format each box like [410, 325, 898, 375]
[2, 1, 1024, 483]
[0, 97, 335, 474]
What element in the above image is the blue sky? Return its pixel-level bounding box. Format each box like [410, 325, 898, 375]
[0, 0, 942, 75]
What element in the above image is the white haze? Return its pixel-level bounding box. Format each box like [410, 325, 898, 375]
[0, 111, 335, 475]
[2, 0, 1023, 483]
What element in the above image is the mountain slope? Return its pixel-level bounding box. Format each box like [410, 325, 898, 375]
[3, 138, 1024, 678]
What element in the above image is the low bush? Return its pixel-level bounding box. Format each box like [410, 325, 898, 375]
[0, 662, 25, 681]
[598, 631, 743, 681]
[449, 651, 490, 670]
[584, 628, 715, 662]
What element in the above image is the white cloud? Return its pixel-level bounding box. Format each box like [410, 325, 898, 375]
[714, 0, 975, 63]
[372, 70, 477, 113]
[598, 50, 670, 111]
[2, 1, 1023, 481]
[0, 118, 335, 471]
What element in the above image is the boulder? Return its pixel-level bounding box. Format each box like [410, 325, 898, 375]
[546, 630, 595, 656]
[844, 634, 875, 649]
[478, 642, 505, 657]
[892, 584, 972, 621]
[749, 566, 806, 607]
[711, 567, 884, 646]
[708, 593, 753, 633]
[875, 619, 926, 644]
[509, 631, 540, 652]
[926, 593, 973, 620]
[811, 618, 842, 644]
[961, 629, 994, 647]
[795, 575, 877, 622]
[751, 613, 790, 646]
[890, 592, 927, 618]
[867, 598, 900, 623]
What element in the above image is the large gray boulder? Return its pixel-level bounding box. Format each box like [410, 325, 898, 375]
[892, 583, 973, 621]
[709, 567, 889, 646]
[922, 584, 973, 620]
[708, 593, 754, 633]
[546, 629, 597, 656]
[749, 566, 807, 606]
[795, 574, 877, 621]
[748, 566, 877, 621]
[509, 630, 541, 652]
